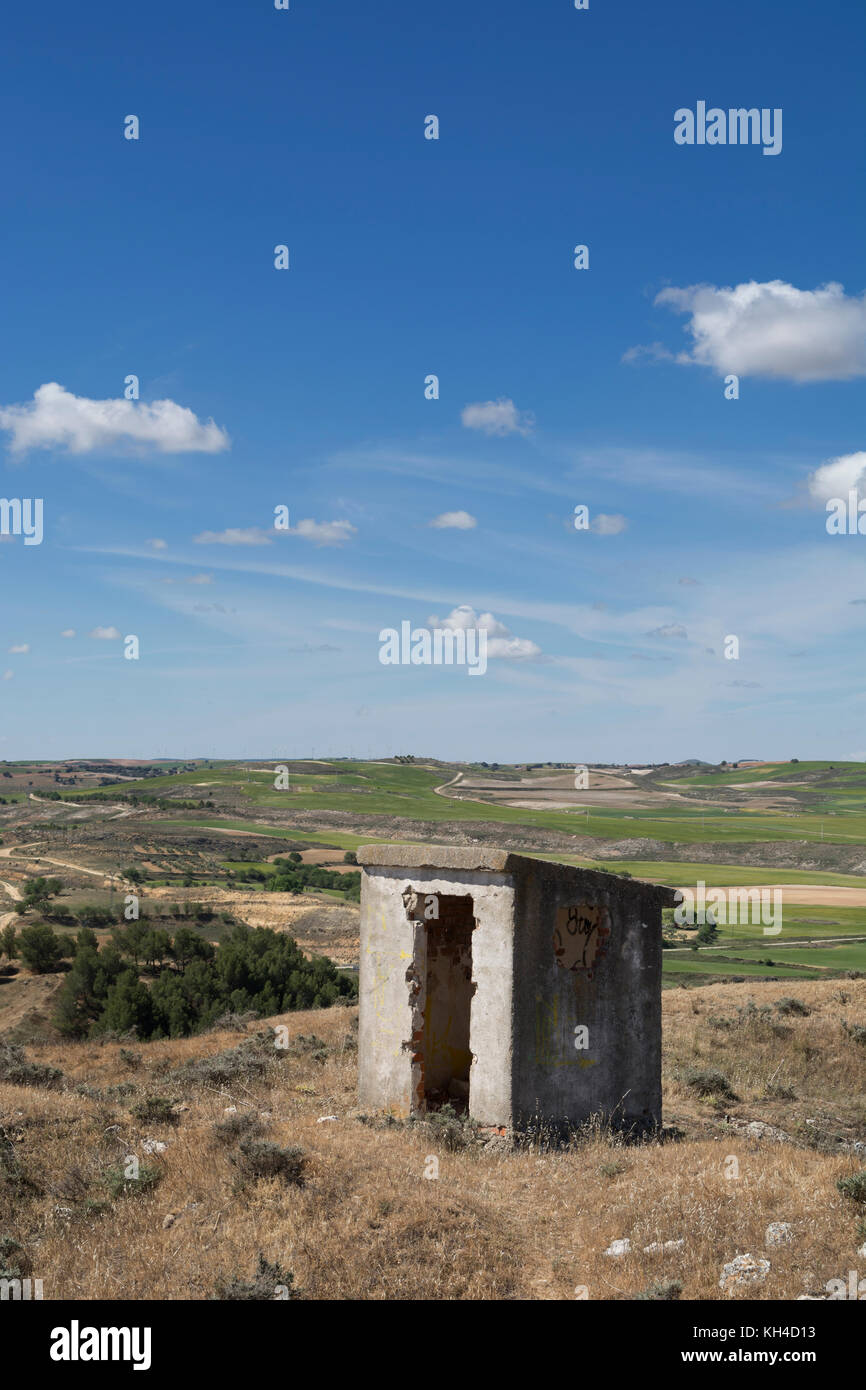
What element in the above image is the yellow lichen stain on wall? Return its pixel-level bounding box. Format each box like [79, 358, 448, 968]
[534, 993, 596, 1069]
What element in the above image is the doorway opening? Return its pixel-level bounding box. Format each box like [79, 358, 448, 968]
[422, 894, 476, 1112]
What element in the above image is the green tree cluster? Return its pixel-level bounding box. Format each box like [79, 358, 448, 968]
[54, 921, 356, 1041]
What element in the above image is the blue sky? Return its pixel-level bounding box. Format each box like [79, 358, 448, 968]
[1, 0, 864, 762]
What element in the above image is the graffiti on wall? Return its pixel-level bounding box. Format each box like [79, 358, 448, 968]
[553, 903, 610, 981]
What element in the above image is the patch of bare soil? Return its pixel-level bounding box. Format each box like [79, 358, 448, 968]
[145, 887, 361, 964]
[0, 970, 66, 1043]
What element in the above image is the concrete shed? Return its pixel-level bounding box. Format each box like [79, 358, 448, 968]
[357, 844, 678, 1134]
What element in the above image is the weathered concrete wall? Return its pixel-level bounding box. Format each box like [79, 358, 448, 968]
[357, 845, 674, 1133]
[511, 860, 666, 1133]
[358, 852, 515, 1122]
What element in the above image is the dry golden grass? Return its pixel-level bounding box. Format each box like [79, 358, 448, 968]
[2, 977, 865, 1301]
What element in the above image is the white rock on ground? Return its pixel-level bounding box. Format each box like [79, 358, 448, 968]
[765, 1222, 793, 1247]
[719, 1254, 770, 1294]
[603, 1239, 631, 1257]
[745, 1121, 792, 1143]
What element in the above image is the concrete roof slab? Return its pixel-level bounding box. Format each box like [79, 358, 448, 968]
[357, 842, 679, 906]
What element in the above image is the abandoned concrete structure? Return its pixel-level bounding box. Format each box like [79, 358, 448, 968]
[357, 844, 678, 1133]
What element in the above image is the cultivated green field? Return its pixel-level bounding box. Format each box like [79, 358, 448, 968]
[6, 755, 866, 992]
[570, 859, 866, 889]
[662, 957, 822, 980]
[65, 760, 866, 846]
[673, 760, 866, 789]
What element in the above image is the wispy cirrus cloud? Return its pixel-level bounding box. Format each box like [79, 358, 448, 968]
[161, 573, 214, 586]
[0, 383, 230, 455]
[193, 519, 357, 548]
[194, 527, 271, 547]
[289, 519, 357, 546]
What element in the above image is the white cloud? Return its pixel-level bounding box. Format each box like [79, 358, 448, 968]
[89, 626, 121, 640]
[60, 629, 76, 638]
[621, 341, 675, 365]
[429, 510, 477, 530]
[290, 519, 357, 546]
[646, 623, 688, 640]
[193, 520, 356, 548]
[2, 670, 12, 681]
[460, 398, 534, 436]
[147, 538, 168, 550]
[427, 604, 542, 660]
[590, 513, 627, 535]
[0, 382, 230, 455]
[193, 528, 271, 546]
[642, 281, 866, 382]
[8, 644, 29, 654]
[807, 450, 866, 503]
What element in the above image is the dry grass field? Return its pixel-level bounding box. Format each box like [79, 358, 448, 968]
[2, 977, 864, 1301]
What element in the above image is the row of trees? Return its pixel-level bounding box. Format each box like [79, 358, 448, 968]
[229, 855, 361, 901]
[0, 917, 218, 976]
[268, 859, 361, 901]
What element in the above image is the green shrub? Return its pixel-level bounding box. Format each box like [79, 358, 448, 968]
[170, 1034, 278, 1088]
[0, 1234, 28, 1278]
[413, 1102, 480, 1152]
[775, 997, 811, 1017]
[0, 1041, 64, 1090]
[763, 1079, 796, 1100]
[289, 1033, 329, 1063]
[212, 1253, 302, 1300]
[130, 1096, 178, 1126]
[230, 1139, 306, 1185]
[212, 1112, 262, 1144]
[636, 1279, 682, 1301]
[104, 1162, 162, 1199]
[836, 1171, 866, 1205]
[681, 1066, 738, 1100]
